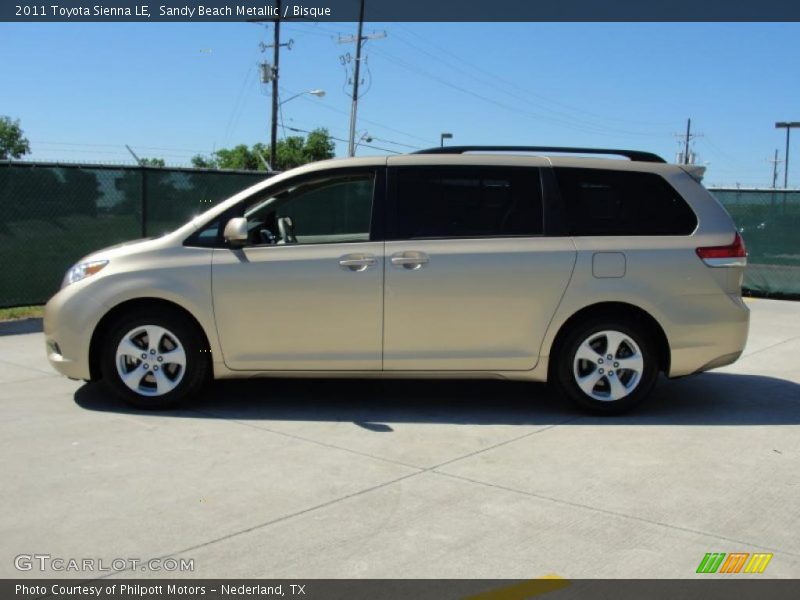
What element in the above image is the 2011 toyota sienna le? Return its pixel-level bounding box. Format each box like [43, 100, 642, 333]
[44, 146, 749, 414]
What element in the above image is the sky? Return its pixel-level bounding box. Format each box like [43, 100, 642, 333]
[1, 21, 799, 187]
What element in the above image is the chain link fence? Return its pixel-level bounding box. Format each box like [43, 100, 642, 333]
[711, 189, 800, 297]
[0, 162, 269, 307]
[0, 162, 798, 307]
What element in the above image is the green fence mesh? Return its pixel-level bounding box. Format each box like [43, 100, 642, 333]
[0, 163, 798, 308]
[711, 189, 800, 296]
[0, 163, 268, 307]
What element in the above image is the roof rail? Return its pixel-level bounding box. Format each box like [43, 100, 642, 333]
[412, 145, 666, 163]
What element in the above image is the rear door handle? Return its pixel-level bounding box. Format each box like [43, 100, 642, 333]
[391, 251, 429, 270]
[338, 254, 377, 272]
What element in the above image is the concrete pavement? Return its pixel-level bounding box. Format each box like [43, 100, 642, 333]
[1, 298, 798, 579]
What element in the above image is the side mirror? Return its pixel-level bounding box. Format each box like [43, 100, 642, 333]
[223, 217, 248, 247]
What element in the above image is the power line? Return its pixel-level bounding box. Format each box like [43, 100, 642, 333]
[284, 125, 402, 154]
[223, 30, 265, 147]
[393, 26, 674, 135]
[27, 149, 204, 161]
[367, 135, 420, 150]
[30, 141, 213, 161]
[32, 141, 207, 153]
[223, 64, 257, 146]
[370, 47, 668, 140]
[276, 95, 422, 150]
[698, 136, 745, 167]
[280, 115, 417, 152]
[287, 86, 435, 145]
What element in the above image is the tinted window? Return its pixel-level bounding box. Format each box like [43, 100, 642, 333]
[393, 167, 543, 239]
[183, 218, 222, 247]
[555, 168, 697, 236]
[241, 174, 374, 246]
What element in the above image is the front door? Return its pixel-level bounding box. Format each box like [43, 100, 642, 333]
[212, 169, 384, 371]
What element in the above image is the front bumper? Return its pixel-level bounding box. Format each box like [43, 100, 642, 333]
[44, 283, 106, 381]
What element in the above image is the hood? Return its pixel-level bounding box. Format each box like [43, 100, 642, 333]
[78, 236, 164, 263]
[96, 237, 154, 253]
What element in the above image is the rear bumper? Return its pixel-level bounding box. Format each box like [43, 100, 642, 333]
[662, 293, 750, 377]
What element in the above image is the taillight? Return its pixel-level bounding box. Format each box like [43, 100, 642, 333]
[696, 232, 747, 267]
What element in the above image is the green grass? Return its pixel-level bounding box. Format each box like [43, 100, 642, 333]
[0, 305, 43, 321]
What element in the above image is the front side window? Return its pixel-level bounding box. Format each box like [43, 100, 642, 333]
[392, 167, 543, 239]
[238, 173, 375, 246]
[555, 167, 698, 236]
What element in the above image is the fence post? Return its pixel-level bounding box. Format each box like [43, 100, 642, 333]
[141, 167, 148, 237]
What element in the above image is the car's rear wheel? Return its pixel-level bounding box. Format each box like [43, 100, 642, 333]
[100, 308, 209, 409]
[554, 318, 659, 414]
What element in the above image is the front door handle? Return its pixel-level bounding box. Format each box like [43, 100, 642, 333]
[391, 251, 429, 270]
[338, 254, 377, 272]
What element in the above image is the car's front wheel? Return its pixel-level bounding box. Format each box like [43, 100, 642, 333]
[554, 318, 659, 414]
[100, 308, 209, 409]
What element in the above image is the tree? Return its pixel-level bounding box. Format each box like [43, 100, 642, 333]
[139, 157, 165, 167]
[0, 116, 31, 159]
[189, 128, 335, 172]
[214, 144, 261, 171]
[275, 136, 306, 170]
[303, 128, 336, 163]
[191, 155, 216, 169]
[274, 127, 335, 170]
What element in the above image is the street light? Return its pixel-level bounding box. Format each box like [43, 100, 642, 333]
[354, 131, 373, 155]
[775, 121, 800, 188]
[440, 132, 453, 147]
[271, 89, 326, 170]
[280, 88, 326, 106]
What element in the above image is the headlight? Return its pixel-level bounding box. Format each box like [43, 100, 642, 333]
[62, 260, 109, 288]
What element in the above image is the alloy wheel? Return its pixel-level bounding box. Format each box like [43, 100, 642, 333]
[572, 329, 644, 402]
[115, 325, 187, 397]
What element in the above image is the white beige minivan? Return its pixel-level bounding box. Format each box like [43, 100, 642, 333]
[45, 146, 749, 413]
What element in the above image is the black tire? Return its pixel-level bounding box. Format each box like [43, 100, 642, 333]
[100, 307, 210, 409]
[553, 316, 659, 415]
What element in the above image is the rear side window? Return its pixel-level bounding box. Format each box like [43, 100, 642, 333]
[392, 167, 543, 239]
[555, 167, 697, 236]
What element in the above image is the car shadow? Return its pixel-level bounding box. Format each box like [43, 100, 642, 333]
[0, 318, 43, 336]
[74, 371, 800, 426]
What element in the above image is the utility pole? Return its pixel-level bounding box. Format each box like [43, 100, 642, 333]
[337, 0, 386, 157]
[769, 149, 783, 189]
[775, 122, 800, 188]
[255, 3, 293, 170]
[347, 0, 364, 158]
[675, 118, 703, 164]
[683, 119, 691, 164]
[271, 4, 280, 170]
